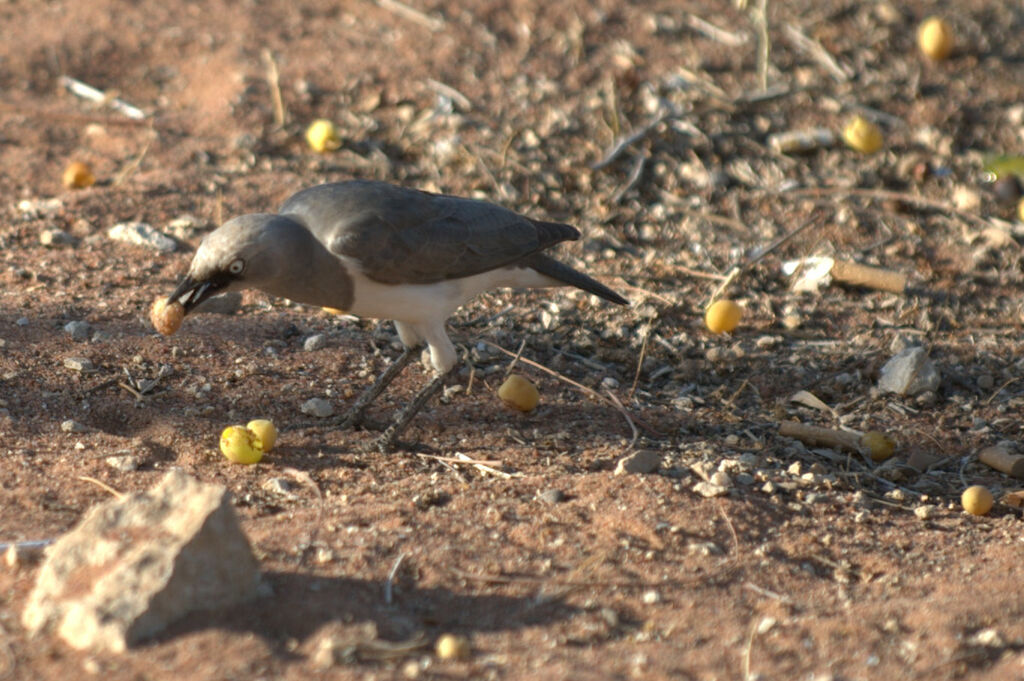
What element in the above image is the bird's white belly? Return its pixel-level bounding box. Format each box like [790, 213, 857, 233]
[344, 265, 557, 325]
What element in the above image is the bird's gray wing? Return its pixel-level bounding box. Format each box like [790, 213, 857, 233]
[279, 181, 579, 285]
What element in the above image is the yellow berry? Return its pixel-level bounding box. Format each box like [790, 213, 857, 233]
[219, 425, 263, 464]
[1017, 197, 1024, 223]
[860, 430, 895, 462]
[62, 161, 95, 189]
[150, 298, 185, 336]
[435, 633, 471, 661]
[246, 419, 277, 452]
[918, 16, 953, 61]
[498, 374, 540, 412]
[305, 119, 341, 152]
[843, 115, 884, 154]
[961, 485, 993, 516]
[705, 299, 742, 334]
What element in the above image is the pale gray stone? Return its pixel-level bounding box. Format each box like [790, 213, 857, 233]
[877, 346, 941, 396]
[21, 470, 260, 652]
[301, 398, 334, 418]
[614, 449, 661, 475]
[108, 222, 178, 253]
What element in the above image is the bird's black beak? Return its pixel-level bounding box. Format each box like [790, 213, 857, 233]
[168, 274, 224, 313]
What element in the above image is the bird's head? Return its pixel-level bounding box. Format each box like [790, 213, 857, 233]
[168, 213, 307, 313]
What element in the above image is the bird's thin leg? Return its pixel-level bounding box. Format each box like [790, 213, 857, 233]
[339, 347, 417, 429]
[375, 367, 457, 453]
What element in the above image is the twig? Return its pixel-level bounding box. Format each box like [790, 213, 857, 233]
[261, 49, 286, 129]
[742, 617, 759, 681]
[375, 0, 445, 31]
[454, 452, 521, 478]
[0, 539, 54, 552]
[504, 339, 527, 378]
[482, 341, 663, 437]
[603, 389, 639, 451]
[628, 328, 649, 400]
[707, 214, 819, 303]
[783, 186, 996, 230]
[77, 475, 126, 500]
[753, 0, 771, 92]
[58, 75, 146, 120]
[716, 500, 741, 556]
[610, 154, 646, 203]
[426, 78, 472, 111]
[112, 129, 155, 186]
[743, 582, 791, 602]
[117, 381, 145, 401]
[684, 13, 749, 47]
[384, 551, 406, 605]
[592, 110, 671, 170]
[783, 23, 852, 82]
[417, 453, 503, 467]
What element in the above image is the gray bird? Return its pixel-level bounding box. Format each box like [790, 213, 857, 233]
[168, 180, 627, 451]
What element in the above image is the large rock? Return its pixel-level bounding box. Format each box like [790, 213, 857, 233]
[22, 470, 260, 652]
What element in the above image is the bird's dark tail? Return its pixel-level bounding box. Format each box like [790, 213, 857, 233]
[526, 253, 629, 305]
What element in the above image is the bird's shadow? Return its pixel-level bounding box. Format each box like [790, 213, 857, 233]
[149, 570, 577, 655]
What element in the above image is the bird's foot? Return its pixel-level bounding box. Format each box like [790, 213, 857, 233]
[373, 369, 454, 453]
[338, 346, 416, 429]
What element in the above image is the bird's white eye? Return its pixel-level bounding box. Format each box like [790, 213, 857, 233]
[228, 259, 245, 275]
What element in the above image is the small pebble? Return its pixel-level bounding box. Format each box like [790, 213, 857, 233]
[614, 449, 661, 475]
[914, 504, 939, 520]
[64, 321, 91, 342]
[304, 334, 327, 352]
[709, 471, 732, 488]
[107, 221, 178, 253]
[40, 229, 77, 247]
[16, 317, 29, 327]
[301, 397, 334, 418]
[263, 477, 297, 498]
[60, 420, 87, 433]
[641, 590, 661, 604]
[693, 481, 729, 498]
[63, 357, 96, 373]
[537, 489, 566, 504]
[105, 455, 140, 472]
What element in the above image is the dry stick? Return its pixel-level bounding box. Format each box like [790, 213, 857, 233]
[384, 552, 406, 605]
[58, 75, 146, 120]
[77, 475, 125, 500]
[453, 452, 521, 479]
[778, 421, 862, 454]
[782, 23, 851, 82]
[716, 500, 741, 556]
[426, 78, 473, 111]
[482, 340, 663, 437]
[618, 281, 678, 304]
[610, 153, 646, 203]
[684, 13, 749, 46]
[674, 205, 751, 235]
[112, 129, 155, 186]
[708, 214, 819, 303]
[753, 0, 771, 92]
[504, 338, 528, 378]
[742, 617, 760, 681]
[592, 109, 671, 170]
[784, 186, 996, 230]
[261, 49, 286, 129]
[628, 328, 649, 400]
[375, 0, 445, 31]
[417, 453, 503, 467]
[603, 388, 639, 451]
